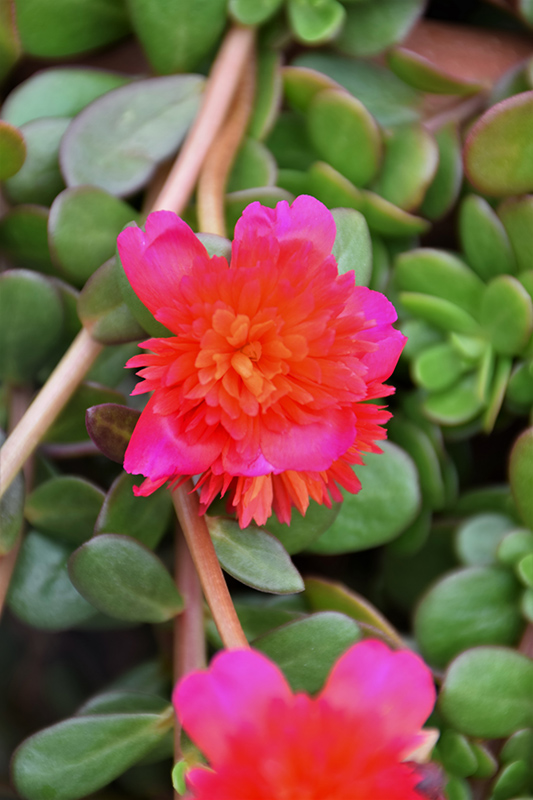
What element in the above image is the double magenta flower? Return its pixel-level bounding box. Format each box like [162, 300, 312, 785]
[117, 195, 406, 527]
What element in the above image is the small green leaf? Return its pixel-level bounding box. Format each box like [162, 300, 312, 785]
[310, 441, 421, 554]
[78, 258, 146, 345]
[0, 269, 64, 383]
[0, 429, 24, 555]
[308, 161, 365, 212]
[419, 123, 462, 221]
[459, 195, 516, 280]
[287, 0, 345, 44]
[3, 117, 69, 206]
[517, 552, 533, 588]
[49, 187, 140, 286]
[492, 760, 529, 800]
[69, 534, 183, 622]
[8, 531, 97, 630]
[128, 0, 226, 74]
[266, 112, 317, 171]
[254, 611, 362, 692]
[229, 0, 283, 25]
[206, 517, 304, 594]
[0, 120, 25, 180]
[2, 68, 130, 127]
[498, 196, 533, 272]
[372, 123, 438, 211]
[265, 500, 340, 555]
[387, 47, 486, 95]
[292, 52, 422, 127]
[95, 472, 172, 550]
[46, 383, 125, 444]
[456, 513, 516, 567]
[387, 415, 446, 509]
[331, 207, 372, 286]
[361, 190, 429, 236]
[25, 476, 105, 546]
[336, 0, 424, 58]
[497, 528, 533, 567]
[60, 75, 205, 197]
[439, 647, 533, 737]
[283, 65, 340, 115]
[86, 402, 140, 463]
[0, 205, 56, 274]
[480, 275, 533, 356]
[501, 729, 533, 765]
[438, 730, 478, 778]
[412, 343, 469, 394]
[422, 374, 485, 426]
[464, 92, 533, 196]
[415, 567, 524, 668]
[400, 293, 480, 337]
[307, 89, 381, 187]
[12, 710, 173, 800]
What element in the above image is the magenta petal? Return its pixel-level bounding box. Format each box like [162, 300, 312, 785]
[123, 395, 226, 481]
[320, 640, 436, 743]
[174, 649, 292, 766]
[117, 211, 212, 318]
[260, 407, 355, 472]
[232, 195, 336, 273]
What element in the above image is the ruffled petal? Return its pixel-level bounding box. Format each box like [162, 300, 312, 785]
[231, 195, 336, 274]
[123, 395, 226, 482]
[174, 649, 292, 767]
[319, 640, 436, 744]
[354, 287, 407, 383]
[117, 211, 215, 318]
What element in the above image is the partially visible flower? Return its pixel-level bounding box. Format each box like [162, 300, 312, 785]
[117, 196, 406, 527]
[173, 639, 438, 800]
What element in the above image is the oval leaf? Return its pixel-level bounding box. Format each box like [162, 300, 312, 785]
[68, 534, 183, 622]
[206, 517, 304, 594]
[86, 402, 140, 463]
[25, 476, 105, 546]
[0, 120, 25, 180]
[509, 427, 533, 530]
[373, 123, 438, 211]
[78, 259, 146, 344]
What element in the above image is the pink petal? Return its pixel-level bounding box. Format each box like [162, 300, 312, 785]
[355, 287, 407, 382]
[174, 649, 292, 766]
[260, 407, 356, 472]
[124, 395, 226, 481]
[117, 211, 214, 318]
[320, 640, 436, 742]
[231, 195, 336, 273]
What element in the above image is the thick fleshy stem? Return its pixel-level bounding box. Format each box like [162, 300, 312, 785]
[196, 52, 256, 237]
[0, 24, 255, 503]
[172, 483, 249, 650]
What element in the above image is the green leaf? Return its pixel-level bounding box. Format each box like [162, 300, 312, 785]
[492, 760, 530, 800]
[0, 121, 25, 180]
[0, 429, 24, 555]
[128, 0, 226, 74]
[229, 0, 283, 25]
[287, 0, 345, 44]
[387, 47, 486, 96]
[85, 402, 140, 463]
[0, 205, 55, 274]
[0, 270, 64, 383]
[459, 195, 516, 280]
[464, 92, 533, 196]
[1, 68, 130, 127]
[266, 112, 318, 171]
[283, 65, 342, 114]
[481, 276, 533, 355]
[497, 528, 533, 567]
[372, 123, 438, 211]
[400, 293, 480, 336]
[49, 187, 139, 286]
[331, 207, 372, 286]
[396, 249, 485, 317]
[310, 441, 421, 554]
[95, 472, 172, 550]
[307, 89, 381, 187]
[438, 730, 478, 778]
[78, 690, 170, 716]
[25, 476, 105, 546]
[498, 196, 533, 272]
[78, 258, 146, 345]
[14, 0, 131, 57]
[387, 415, 446, 509]
[304, 576, 403, 646]
[8, 531, 97, 630]
[361, 190, 430, 236]
[206, 517, 304, 594]
[254, 612, 362, 692]
[265, 500, 340, 555]
[249, 49, 283, 141]
[68, 534, 183, 622]
[226, 138, 277, 193]
[419, 123, 463, 221]
[422, 374, 485, 426]
[45, 383, 125, 444]
[412, 342, 469, 394]
[517, 552, 533, 588]
[12, 709, 173, 800]
[336, 0, 424, 58]
[456, 513, 516, 567]
[292, 52, 422, 127]
[60, 75, 205, 197]
[439, 647, 533, 737]
[4, 117, 69, 206]
[501, 729, 533, 765]
[308, 161, 365, 212]
[414, 567, 524, 668]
